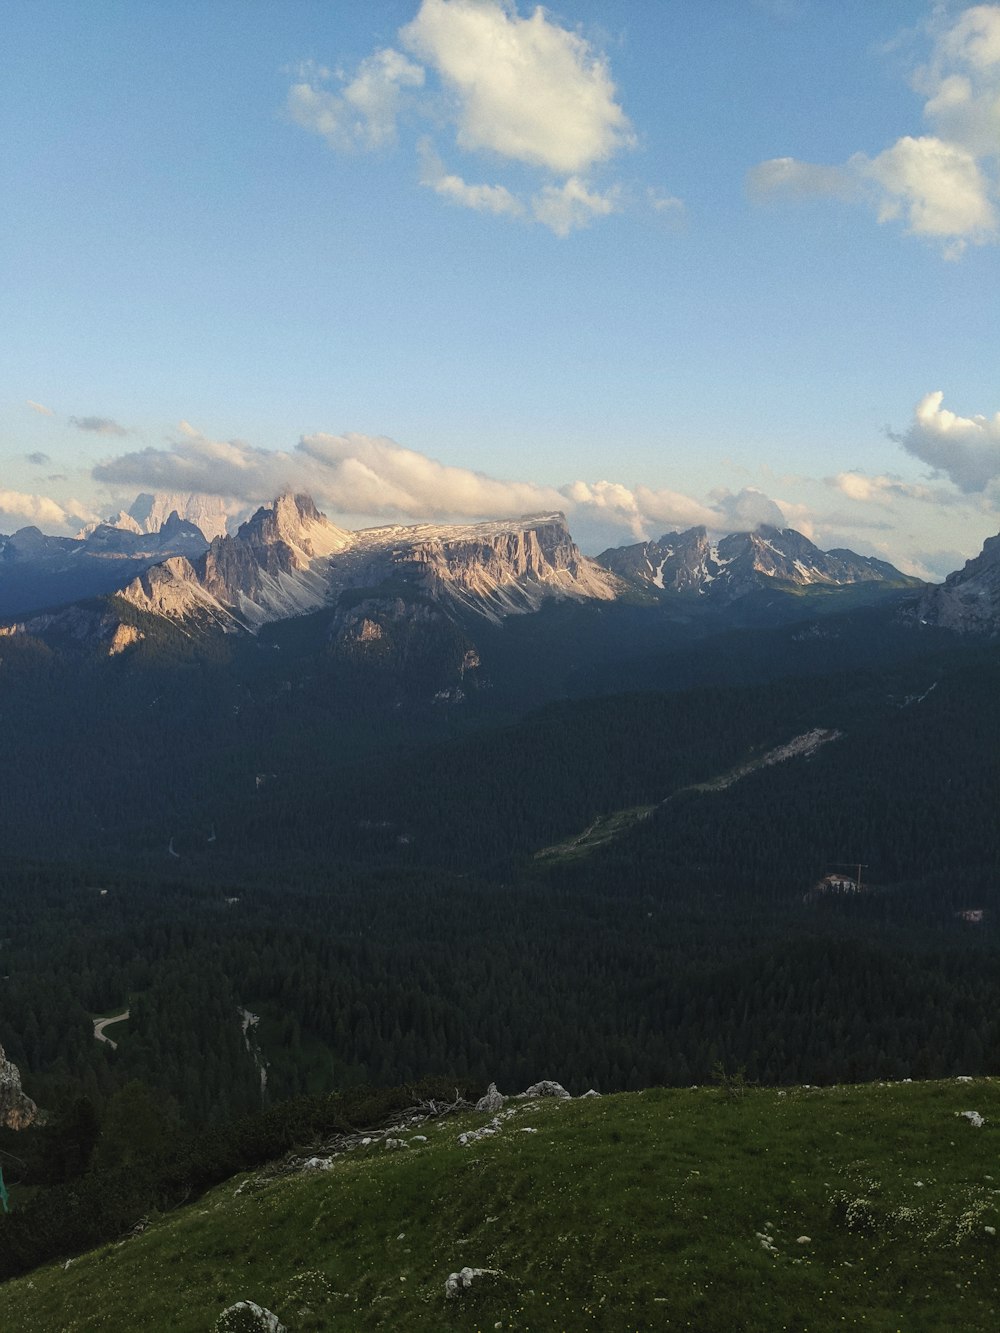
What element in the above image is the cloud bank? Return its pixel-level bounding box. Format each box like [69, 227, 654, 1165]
[749, 4, 1000, 255]
[92, 426, 826, 556]
[286, 0, 669, 235]
[0, 490, 94, 532]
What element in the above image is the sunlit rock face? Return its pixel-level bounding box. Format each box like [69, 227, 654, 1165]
[0, 1045, 38, 1130]
[914, 532, 1000, 634]
[119, 497, 621, 630]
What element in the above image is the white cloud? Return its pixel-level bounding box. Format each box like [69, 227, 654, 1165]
[532, 177, 619, 236]
[286, 1, 660, 236]
[92, 427, 817, 555]
[418, 137, 524, 216]
[749, 4, 1000, 254]
[938, 4, 1000, 71]
[26, 399, 54, 416]
[287, 48, 424, 151]
[400, 0, 633, 174]
[0, 490, 94, 532]
[853, 135, 995, 253]
[298, 431, 563, 518]
[631, 485, 718, 532]
[711, 486, 787, 532]
[829, 470, 954, 506]
[893, 389, 1000, 491]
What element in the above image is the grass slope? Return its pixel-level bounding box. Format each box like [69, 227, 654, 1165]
[4, 1079, 999, 1332]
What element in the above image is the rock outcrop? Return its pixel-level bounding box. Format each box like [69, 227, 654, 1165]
[475, 1082, 507, 1114]
[913, 532, 1000, 634]
[0, 1045, 39, 1130]
[214, 1302, 286, 1333]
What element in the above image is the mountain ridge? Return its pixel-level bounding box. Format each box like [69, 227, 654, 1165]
[596, 522, 922, 601]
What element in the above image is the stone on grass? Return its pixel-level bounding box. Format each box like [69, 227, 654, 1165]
[214, 1301, 286, 1333]
[957, 1110, 985, 1128]
[581, 1089, 601, 1098]
[301, 1156, 332, 1171]
[445, 1266, 499, 1298]
[476, 1082, 507, 1114]
[523, 1081, 571, 1099]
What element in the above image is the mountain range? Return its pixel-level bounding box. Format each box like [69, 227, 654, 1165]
[6, 490, 980, 651]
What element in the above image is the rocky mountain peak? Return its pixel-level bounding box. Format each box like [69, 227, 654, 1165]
[914, 529, 1000, 633]
[597, 524, 919, 602]
[236, 493, 351, 564]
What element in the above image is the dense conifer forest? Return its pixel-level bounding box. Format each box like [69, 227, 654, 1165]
[1, 597, 998, 1279]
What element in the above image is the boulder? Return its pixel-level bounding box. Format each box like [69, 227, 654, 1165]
[214, 1301, 286, 1333]
[444, 1266, 498, 1299]
[523, 1080, 571, 1100]
[957, 1110, 985, 1127]
[476, 1082, 507, 1113]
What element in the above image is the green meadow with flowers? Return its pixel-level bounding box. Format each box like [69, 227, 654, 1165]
[3, 1077, 999, 1332]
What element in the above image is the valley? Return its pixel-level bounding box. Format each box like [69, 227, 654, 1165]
[1, 495, 998, 1323]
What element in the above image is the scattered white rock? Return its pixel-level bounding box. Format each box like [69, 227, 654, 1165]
[519, 1127, 538, 1134]
[411, 1134, 428, 1143]
[796, 1236, 811, 1245]
[957, 1111, 985, 1128]
[384, 1137, 408, 1150]
[445, 1266, 499, 1298]
[956, 1076, 973, 1083]
[301, 1156, 332, 1171]
[476, 1082, 507, 1114]
[215, 1301, 286, 1333]
[581, 1089, 601, 1098]
[523, 1080, 571, 1099]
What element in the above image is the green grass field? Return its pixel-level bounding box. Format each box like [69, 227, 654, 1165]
[4, 1078, 998, 1332]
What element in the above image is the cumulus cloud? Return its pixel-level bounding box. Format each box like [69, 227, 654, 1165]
[286, 50, 424, 151]
[400, 0, 633, 174]
[532, 177, 620, 236]
[750, 4, 1000, 254]
[418, 137, 524, 216]
[0, 490, 94, 532]
[710, 486, 787, 532]
[25, 452, 51, 466]
[70, 416, 128, 437]
[298, 431, 563, 518]
[828, 469, 954, 506]
[853, 135, 995, 250]
[91, 428, 812, 553]
[26, 399, 54, 416]
[287, 1, 659, 236]
[891, 389, 1000, 491]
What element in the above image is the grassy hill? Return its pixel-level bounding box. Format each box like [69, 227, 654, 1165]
[4, 1077, 999, 1332]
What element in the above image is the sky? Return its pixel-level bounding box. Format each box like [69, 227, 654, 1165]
[3, 0, 1000, 579]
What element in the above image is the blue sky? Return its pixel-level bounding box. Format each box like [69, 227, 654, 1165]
[3, 1, 1000, 577]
